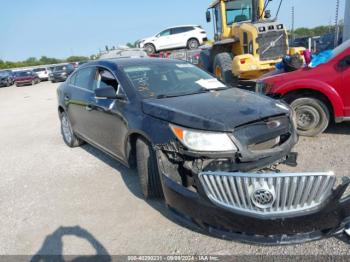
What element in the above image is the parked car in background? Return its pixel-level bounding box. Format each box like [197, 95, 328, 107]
[138, 25, 207, 54]
[48, 66, 55, 81]
[51, 64, 75, 83]
[33, 67, 49, 81]
[55, 58, 350, 245]
[256, 38, 350, 136]
[0, 70, 14, 87]
[14, 70, 40, 87]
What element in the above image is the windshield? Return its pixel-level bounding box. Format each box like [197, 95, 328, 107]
[331, 38, 350, 59]
[54, 65, 67, 71]
[226, 0, 252, 25]
[15, 71, 32, 77]
[0, 71, 8, 77]
[121, 62, 228, 98]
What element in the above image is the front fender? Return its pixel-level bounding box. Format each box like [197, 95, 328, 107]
[274, 79, 344, 117]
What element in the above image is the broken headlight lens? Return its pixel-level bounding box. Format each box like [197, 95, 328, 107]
[170, 125, 237, 152]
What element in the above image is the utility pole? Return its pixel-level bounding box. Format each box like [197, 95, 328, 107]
[334, 0, 340, 47]
[291, 6, 295, 42]
[344, 0, 350, 42]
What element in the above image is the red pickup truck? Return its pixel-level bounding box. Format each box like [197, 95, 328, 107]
[256, 39, 350, 136]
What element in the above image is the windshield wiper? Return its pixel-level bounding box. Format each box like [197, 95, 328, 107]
[156, 90, 210, 99]
[156, 87, 233, 99]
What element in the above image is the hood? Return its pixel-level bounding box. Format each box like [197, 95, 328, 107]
[140, 36, 157, 44]
[142, 89, 290, 132]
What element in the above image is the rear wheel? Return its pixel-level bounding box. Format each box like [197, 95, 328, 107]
[31, 80, 35, 85]
[60, 111, 84, 147]
[290, 97, 330, 137]
[213, 52, 236, 85]
[136, 138, 163, 199]
[187, 38, 200, 50]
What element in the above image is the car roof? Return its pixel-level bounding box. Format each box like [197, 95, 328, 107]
[166, 25, 199, 29]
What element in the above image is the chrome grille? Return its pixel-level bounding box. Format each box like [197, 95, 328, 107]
[199, 172, 335, 217]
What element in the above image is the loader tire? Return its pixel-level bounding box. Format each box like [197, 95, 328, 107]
[213, 52, 236, 85]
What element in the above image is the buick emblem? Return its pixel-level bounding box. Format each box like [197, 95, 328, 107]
[251, 186, 275, 209]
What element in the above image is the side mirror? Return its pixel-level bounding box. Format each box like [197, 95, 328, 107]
[338, 56, 350, 69]
[95, 87, 118, 99]
[264, 10, 271, 19]
[206, 10, 211, 23]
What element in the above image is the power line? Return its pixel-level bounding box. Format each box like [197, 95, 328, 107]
[334, 0, 340, 47]
[291, 6, 295, 42]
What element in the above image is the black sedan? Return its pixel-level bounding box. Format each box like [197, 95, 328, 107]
[57, 58, 350, 245]
[0, 70, 14, 87]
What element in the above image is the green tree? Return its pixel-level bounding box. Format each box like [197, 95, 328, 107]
[66, 56, 89, 62]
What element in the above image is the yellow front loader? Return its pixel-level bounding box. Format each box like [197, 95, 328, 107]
[199, 0, 302, 82]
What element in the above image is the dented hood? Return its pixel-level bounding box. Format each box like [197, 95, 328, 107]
[142, 88, 290, 131]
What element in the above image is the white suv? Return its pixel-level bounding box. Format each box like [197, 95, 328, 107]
[138, 25, 208, 54]
[33, 67, 49, 81]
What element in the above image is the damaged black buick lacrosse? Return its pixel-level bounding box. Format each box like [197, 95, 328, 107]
[57, 58, 350, 245]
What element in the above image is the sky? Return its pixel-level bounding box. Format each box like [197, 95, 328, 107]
[0, 0, 346, 61]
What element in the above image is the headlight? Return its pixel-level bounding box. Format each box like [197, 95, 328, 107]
[170, 125, 237, 152]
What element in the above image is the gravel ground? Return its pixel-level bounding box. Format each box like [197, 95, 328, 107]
[0, 81, 350, 257]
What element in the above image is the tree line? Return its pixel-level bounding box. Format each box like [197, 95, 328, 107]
[292, 24, 343, 38]
[0, 55, 91, 70]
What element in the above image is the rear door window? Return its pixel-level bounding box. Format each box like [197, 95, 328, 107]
[74, 67, 95, 91]
[172, 27, 185, 35]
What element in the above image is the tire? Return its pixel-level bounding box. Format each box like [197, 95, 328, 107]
[60, 111, 84, 147]
[290, 97, 330, 137]
[213, 52, 236, 85]
[198, 48, 212, 72]
[6, 81, 10, 87]
[144, 43, 156, 55]
[136, 138, 163, 199]
[31, 80, 35, 85]
[187, 38, 200, 50]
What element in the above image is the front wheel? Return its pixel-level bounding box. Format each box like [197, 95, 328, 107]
[213, 52, 236, 85]
[144, 44, 156, 55]
[136, 138, 163, 199]
[290, 97, 330, 137]
[60, 111, 84, 147]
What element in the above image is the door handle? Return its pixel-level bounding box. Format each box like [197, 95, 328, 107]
[85, 105, 93, 111]
[64, 96, 70, 101]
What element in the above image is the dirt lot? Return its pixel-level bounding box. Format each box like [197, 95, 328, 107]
[0, 81, 350, 256]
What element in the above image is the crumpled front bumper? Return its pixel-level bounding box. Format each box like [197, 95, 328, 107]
[159, 165, 350, 245]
